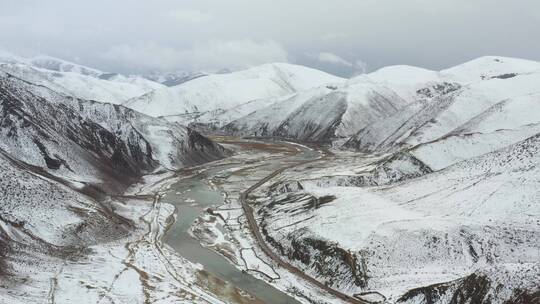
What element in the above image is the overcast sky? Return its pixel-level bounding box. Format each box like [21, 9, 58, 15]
[1, 0, 539, 76]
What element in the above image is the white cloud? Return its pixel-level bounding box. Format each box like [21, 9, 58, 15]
[100, 39, 288, 72]
[353, 60, 368, 74]
[3, 0, 539, 74]
[315, 52, 354, 67]
[308, 52, 368, 75]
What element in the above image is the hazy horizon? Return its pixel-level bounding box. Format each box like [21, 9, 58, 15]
[1, 0, 539, 77]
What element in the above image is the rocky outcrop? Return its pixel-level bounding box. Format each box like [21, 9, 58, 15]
[260, 224, 369, 291]
[257, 192, 368, 291]
[397, 271, 540, 304]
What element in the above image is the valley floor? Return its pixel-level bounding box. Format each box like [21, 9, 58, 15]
[2, 137, 538, 304]
[1, 137, 351, 304]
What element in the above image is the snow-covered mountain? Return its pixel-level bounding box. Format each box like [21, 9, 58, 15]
[1, 51, 538, 304]
[227, 56, 540, 303]
[224, 56, 540, 146]
[124, 63, 345, 124]
[225, 75, 409, 142]
[241, 57, 539, 304]
[344, 57, 540, 170]
[0, 64, 229, 303]
[0, 52, 165, 104]
[0, 70, 226, 189]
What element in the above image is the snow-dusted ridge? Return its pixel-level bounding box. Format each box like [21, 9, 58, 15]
[225, 75, 410, 142]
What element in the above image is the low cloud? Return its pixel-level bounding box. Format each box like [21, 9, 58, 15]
[100, 39, 289, 72]
[2, 1, 539, 74]
[315, 52, 354, 67]
[309, 52, 368, 74]
[353, 60, 368, 74]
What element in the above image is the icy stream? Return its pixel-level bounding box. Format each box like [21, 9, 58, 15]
[162, 165, 301, 304]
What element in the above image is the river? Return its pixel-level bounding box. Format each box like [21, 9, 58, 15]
[161, 139, 320, 303]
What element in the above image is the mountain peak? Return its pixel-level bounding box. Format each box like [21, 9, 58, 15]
[29, 55, 104, 76]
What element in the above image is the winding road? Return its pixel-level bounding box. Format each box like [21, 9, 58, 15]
[238, 141, 368, 304]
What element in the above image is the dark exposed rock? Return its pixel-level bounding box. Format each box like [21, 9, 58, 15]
[179, 128, 230, 165]
[416, 82, 461, 99]
[491, 73, 518, 80]
[396, 273, 494, 304]
[0, 229, 11, 277]
[261, 225, 369, 290]
[269, 180, 305, 194]
[32, 138, 65, 170]
[504, 289, 540, 304]
[258, 192, 368, 291]
[0, 83, 149, 190]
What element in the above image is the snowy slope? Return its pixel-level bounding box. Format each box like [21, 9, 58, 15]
[0, 151, 130, 249]
[226, 76, 409, 142]
[124, 63, 345, 120]
[29, 55, 103, 77]
[255, 134, 540, 302]
[366, 56, 540, 101]
[441, 55, 540, 83]
[224, 56, 540, 145]
[410, 93, 540, 170]
[366, 65, 442, 102]
[0, 50, 26, 64]
[224, 86, 337, 139]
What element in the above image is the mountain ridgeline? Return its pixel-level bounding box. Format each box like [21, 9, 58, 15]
[0, 51, 538, 304]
